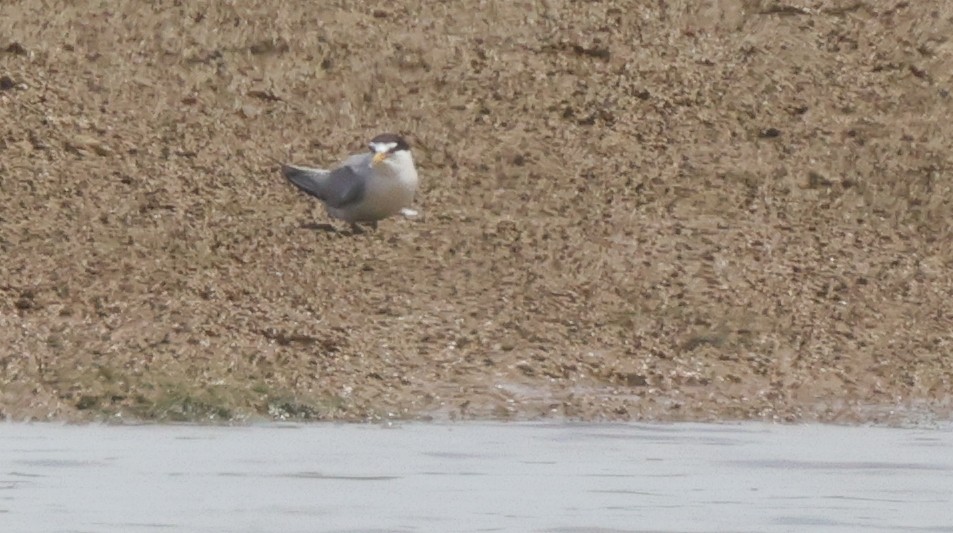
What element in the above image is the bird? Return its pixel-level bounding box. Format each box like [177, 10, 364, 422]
[281, 133, 419, 233]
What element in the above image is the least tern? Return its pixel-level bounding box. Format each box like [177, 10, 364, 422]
[282, 133, 419, 232]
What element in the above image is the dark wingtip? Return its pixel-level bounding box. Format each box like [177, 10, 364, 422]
[281, 164, 306, 182]
[281, 164, 329, 200]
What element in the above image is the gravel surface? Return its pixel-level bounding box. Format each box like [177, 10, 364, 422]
[1, 1, 951, 423]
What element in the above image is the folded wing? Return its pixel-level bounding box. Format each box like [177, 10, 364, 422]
[282, 164, 366, 208]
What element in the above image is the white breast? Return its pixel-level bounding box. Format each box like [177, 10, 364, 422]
[329, 151, 418, 223]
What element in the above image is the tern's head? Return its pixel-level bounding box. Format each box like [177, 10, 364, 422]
[369, 133, 412, 169]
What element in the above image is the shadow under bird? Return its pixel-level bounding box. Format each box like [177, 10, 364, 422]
[282, 133, 419, 233]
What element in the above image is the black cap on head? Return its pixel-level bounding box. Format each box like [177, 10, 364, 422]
[368, 133, 410, 153]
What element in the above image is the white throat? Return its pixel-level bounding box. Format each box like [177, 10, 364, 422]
[378, 150, 418, 184]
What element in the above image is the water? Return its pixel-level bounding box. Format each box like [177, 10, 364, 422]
[1, 422, 951, 532]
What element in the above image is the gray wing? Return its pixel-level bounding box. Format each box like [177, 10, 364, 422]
[282, 163, 366, 208]
[342, 152, 371, 168]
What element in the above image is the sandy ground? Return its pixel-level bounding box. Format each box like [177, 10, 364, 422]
[1, 1, 952, 424]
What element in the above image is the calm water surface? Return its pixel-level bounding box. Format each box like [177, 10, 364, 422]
[1, 421, 951, 532]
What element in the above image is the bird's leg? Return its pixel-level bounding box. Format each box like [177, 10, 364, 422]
[369, 221, 379, 231]
[348, 222, 366, 234]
